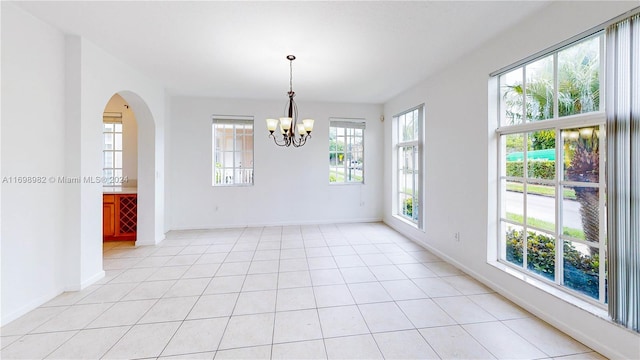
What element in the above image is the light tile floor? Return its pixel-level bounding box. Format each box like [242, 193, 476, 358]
[1, 223, 603, 359]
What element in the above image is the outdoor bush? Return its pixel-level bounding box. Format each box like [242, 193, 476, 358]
[505, 228, 599, 298]
[403, 197, 413, 217]
[506, 160, 555, 179]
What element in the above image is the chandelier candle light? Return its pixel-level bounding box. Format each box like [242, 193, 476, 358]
[266, 55, 314, 147]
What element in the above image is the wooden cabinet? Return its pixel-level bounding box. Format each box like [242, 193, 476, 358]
[103, 193, 137, 241]
[103, 195, 116, 238]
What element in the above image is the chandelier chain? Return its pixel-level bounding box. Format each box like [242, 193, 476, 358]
[289, 59, 293, 93]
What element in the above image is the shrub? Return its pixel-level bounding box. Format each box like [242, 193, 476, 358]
[505, 228, 599, 297]
[506, 160, 555, 179]
[403, 197, 413, 217]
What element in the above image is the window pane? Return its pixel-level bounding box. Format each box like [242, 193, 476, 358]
[400, 169, 414, 198]
[104, 152, 113, 168]
[402, 112, 415, 142]
[236, 133, 244, 150]
[558, 36, 600, 116]
[563, 186, 599, 243]
[114, 123, 123, 132]
[562, 126, 600, 183]
[104, 133, 114, 150]
[411, 197, 419, 221]
[500, 67, 524, 126]
[115, 133, 123, 150]
[563, 240, 599, 299]
[242, 152, 253, 168]
[104, 123, 114, 132]
[504, 133, 525, 177]
[329, 152, 339, 166]
[399, 193, 414, 219]
[503, 180, 524, 223]
[527, 230, 555, 280]
[527, 130, 555, 180]
[527, 185, 555, 232]
[337, 141, 345, 165]
[400, 146, 414, 171]
[329, 169, 339, 183]
[114, 151, 122, 168]
[526, 56, 554, 121]
[214, 167, 223, 185]
[504, 223, 524, 267]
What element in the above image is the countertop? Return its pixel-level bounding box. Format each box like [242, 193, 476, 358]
[103, 187, 137, 194]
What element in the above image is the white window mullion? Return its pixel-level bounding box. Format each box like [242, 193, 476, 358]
[553, 52, 559, 120]
[556, 126, 564, 286]
[598, 122, 607, 303]
[232, 125, 237, 184]
[522, 132, 528, 271]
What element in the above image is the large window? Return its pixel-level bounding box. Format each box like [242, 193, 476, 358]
[103, 112, 123, 186]
[394, 106, 423, 227]
[212, 117, 254, 186]
[329, 119, 365, 184]
[496, 34, 607, 304]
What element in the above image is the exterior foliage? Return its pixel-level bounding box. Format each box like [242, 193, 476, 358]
[506, 228, 599, 298]
[403, 197, 413, 217]
[565, 130, 600, 244]
[506, 160, 555, 180]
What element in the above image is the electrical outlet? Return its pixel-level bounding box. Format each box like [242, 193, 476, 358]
[454, 232, 460, 242]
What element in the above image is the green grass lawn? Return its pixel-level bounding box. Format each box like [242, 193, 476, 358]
[506, 212, 585, 239]
[506, 182, 576, 200]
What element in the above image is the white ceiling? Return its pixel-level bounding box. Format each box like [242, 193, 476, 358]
[15, 1, 551, 104]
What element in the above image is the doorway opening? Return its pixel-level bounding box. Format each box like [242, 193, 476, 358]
[102, 94, 138, 249]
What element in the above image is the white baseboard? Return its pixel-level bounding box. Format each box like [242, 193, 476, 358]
[80, 270, 105, 289]
[0, 288, 63, 327]
[167, 217, 383, 232]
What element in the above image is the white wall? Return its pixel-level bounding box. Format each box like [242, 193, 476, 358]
[167, 97, 383, 229]
[1, 3, 167, 324]
[383, 2, 639, 359]
[67, 36, 166, 287]
[1, 2, 67, 324]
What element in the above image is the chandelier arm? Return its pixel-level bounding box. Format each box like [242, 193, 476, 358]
[269, 133, 290, 147]
[292, 133, 311, 148]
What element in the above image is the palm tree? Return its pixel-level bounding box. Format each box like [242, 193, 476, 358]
[565, 129, 600, 244]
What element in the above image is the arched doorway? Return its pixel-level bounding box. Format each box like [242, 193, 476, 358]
[100, 91, 158, 247]
[102, 94, 138, 244]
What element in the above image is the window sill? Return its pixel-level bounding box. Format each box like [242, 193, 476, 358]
[329, 182, 364, 186]
[488, 260, 608, 320]
[392, 214, 422, 230]
[212, 184, 254, 187]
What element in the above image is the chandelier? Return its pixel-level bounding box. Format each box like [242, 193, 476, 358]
[266, 55, 314, 147]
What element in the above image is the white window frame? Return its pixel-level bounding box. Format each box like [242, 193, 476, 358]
[393, 105, 424, 229]
[103, 112, 123, 186]
[212, 115, 254, 187]
[494, 33, 608, 306]
[329, 118, 365, 184]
